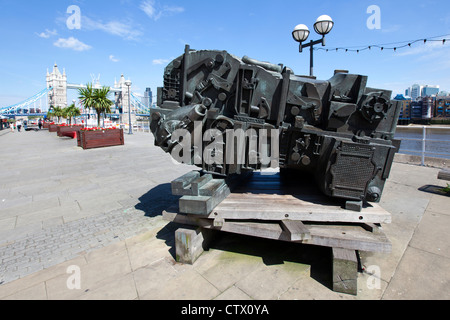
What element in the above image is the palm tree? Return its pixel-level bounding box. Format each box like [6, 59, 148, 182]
[78, 84, 95, 125]
[63, 104, 81, 125]
[93, 86, 114, 127]
[70, 105, 81, 124]
[48, 106, 64, 124]
[79, 84, 113, 127]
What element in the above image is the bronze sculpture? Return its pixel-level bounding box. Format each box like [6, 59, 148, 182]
[150, 45, 401, 203]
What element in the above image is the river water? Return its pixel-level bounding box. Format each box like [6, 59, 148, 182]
[395, 126, 450, 159]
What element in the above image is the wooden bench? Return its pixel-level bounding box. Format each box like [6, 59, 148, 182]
[438, 169, 450, 181]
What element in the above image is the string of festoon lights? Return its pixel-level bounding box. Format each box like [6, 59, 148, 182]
[314, 33, 450, 53]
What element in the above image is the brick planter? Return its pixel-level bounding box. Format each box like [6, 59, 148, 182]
[78, 128, 124, 149]
[57, 125, 84, 137]
[43, 122, 50, 129]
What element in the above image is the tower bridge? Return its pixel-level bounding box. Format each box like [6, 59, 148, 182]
[1, 64, 150, 118]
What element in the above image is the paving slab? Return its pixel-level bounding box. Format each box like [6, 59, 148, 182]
[0, 129, 449, 302]
[382, 246, 450, 300]
[409, 210, 450, 258]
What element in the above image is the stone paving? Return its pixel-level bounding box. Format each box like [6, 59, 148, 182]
[0, 127, 449, 300]
[0, 128, 193, 285]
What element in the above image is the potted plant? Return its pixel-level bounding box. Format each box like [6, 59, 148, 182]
[77, 84, 123, 149]
[77, 126, 124, 149]
[56, 104, 84, 137]
[47, 106, 64, 132]
[78, 84, 114, 128]
[57, 123, 85, 137]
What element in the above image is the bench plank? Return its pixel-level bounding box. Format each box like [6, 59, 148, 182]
[438, 169, 450, 181]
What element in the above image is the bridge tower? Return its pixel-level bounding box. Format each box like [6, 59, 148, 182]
[114, 74, 136, 124]
[46, 63, 67, 108]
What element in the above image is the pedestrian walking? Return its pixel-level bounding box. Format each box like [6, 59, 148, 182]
[10, 122, 15, 132]
[16, 119, 22, 132]
[38, 118, 43, 130]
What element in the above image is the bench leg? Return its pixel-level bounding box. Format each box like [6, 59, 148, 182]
[332, 248, 358, 295]
[175, 227, 213, 265]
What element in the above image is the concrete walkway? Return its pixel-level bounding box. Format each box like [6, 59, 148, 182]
[0, 128, 449, 300]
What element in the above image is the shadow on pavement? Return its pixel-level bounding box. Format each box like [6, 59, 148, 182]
[418, 184, 449, 196]
[156, 222, 333, 290]
[137, 182, 334, 290]
[135, 183, 181, 218]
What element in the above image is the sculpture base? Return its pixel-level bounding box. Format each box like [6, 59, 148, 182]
[164, 170, 392, 296]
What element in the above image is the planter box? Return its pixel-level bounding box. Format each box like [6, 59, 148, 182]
[43, 122, 50, 129]
[78, 129, 124, 149]
[57, 125, 84, 137]
[48, 124, 58, 132]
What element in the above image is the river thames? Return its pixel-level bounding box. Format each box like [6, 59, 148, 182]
[395, 126, 450, 160]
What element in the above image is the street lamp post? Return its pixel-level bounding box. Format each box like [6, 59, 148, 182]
[125, 79, 133, 135]
[292, 15, 334, 77]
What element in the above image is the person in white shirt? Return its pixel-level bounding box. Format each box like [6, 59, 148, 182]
[16, 119, 22, 132]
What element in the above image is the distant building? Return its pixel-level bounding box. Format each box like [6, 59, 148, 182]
[405, 87, 411, 97]
[435, 97, 450, 118]
[422, 85, 439, 97]
[410, 100, 423, 120]
[410, 84, 422, 101]
[421, 96, 434, 119]
[394, 94, 412, 124]
[143, 88, 152, 108]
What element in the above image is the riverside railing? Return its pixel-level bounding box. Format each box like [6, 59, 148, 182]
[395, 126, 450, 166]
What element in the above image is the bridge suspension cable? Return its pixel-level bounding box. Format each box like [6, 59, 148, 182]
[130, 92, 151, 114]
[1, 87, 51, 114]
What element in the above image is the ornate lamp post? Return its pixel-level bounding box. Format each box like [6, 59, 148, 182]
[125, 79, 133, 135]
[292, 15, 334, 77]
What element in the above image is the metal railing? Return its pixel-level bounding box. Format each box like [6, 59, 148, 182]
[395, 126, 450, 166]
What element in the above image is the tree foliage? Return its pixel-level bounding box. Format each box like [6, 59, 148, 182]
[78, 84, 114, 127]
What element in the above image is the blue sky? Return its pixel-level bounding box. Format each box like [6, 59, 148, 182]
[1, 0, 450, 108]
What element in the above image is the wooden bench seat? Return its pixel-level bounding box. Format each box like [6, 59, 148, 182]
[438, 169, 450, 181]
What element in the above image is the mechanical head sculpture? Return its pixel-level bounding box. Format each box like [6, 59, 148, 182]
[150, 45, 401, 203]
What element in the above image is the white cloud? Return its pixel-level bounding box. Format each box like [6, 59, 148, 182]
[82, 16, 142, 41]
[152, 58, 170, 65]
[36, 29, 58, 38]
[140, 0, 184, 21]
[109, 55, 120, 62]
[140, 0, 156, 18]
[53, 37, 92, 51]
